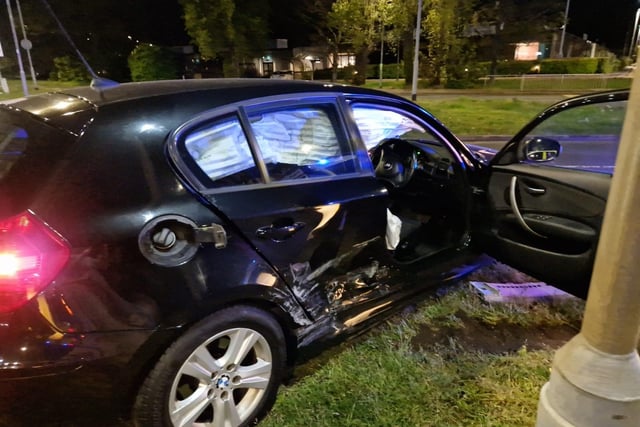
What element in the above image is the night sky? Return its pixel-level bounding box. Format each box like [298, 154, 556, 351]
[568, 0, 638, 54]
[141, 0, 636, 55]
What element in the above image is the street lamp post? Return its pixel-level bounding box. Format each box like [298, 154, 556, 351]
[379, 1, 390, 89]
[15, 0, 38, 89]
[410, 0, 422, 101]
[558, 0, 571, 58]
[5, 0, 28, 96]
[379, 20, 384, 88]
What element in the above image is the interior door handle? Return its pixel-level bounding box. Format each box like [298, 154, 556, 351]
[256, 221, 305, 242]
[522, 183, 546, 195]
[509, 176, 546, 238]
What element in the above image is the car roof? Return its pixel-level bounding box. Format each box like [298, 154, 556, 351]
[0, 79, 397, 136]
[62, 78, 391, 106]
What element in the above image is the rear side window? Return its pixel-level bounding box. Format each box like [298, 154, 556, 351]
[180, 102, 358, 190]
[0, 110, 74, 217]
[185, 115, 260, 186]
[248, 106, 357, 181]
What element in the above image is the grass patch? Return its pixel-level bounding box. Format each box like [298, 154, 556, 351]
[0, 79, 85, 101]
[363, 79, 410, 90]
[418, 97, 548, 136]
[263, 263, 584, 427]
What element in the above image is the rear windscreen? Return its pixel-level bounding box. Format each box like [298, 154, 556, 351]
[0, 108, 75, 217]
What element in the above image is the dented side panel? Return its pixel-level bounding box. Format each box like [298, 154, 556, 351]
[203, 177, 394, 321]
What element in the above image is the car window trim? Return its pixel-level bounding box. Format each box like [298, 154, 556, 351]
[238, 106, 271, 184]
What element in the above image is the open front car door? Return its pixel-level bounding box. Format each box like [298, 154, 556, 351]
[476, 90, 628, 299]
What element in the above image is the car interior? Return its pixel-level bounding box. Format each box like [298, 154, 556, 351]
[370, 137, 469, 264]
[352, 104, 470, 264]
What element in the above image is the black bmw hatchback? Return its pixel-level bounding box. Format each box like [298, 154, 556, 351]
[0, 79, 628, 426]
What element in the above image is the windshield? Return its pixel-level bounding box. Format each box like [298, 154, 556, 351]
[0, 108, 75, 217]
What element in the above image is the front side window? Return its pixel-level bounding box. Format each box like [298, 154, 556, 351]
[350, 103, 457, 173]
[351, 105, 428, 150]
[522, 100, 626, 174]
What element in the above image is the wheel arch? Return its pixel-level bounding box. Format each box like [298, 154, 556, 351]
[120, 294, 303, 417]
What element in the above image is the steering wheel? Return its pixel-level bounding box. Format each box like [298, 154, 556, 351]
[369, 139, 417, 188]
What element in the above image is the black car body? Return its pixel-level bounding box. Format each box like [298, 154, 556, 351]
[0, 79, 628, 426]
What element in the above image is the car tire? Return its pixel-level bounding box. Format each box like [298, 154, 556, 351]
[132, 305, 286, 427]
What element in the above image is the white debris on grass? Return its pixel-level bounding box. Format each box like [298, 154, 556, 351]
[469, 281, 574, 303]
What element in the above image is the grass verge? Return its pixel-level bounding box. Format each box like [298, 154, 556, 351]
[0, 79, 85, 101]
[417, 97, 548, 136]
[262, 263, 584, 427]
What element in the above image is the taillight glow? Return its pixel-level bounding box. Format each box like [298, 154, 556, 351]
[0, 254, 20, 276]
[0, 212, 70, 313]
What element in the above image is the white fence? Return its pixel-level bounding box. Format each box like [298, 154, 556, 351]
[480, 73, 632, 91]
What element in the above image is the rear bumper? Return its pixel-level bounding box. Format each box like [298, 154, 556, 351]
[0, 328, 160, 425]
[0, 362, 127, 425]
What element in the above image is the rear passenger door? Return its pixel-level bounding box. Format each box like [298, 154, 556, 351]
[170, 95, 395, 320]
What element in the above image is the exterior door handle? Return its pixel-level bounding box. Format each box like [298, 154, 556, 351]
[256, 221, 305, 242]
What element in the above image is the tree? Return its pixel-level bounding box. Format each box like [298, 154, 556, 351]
[299, 0, 345, 82]
[128, 44, 180, 82]
[50, 56, 89, 82]
[382, 0, 414, 82]
[179, 0, 269, 77]
[423, 0, 475, 85]
[382, 0, 424, 85]
[325, 0, 386, 85]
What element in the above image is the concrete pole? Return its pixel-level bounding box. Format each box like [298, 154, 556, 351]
[536, 50, 640, 426]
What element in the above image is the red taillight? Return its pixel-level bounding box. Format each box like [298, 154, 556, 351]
[0, 212, 70, 313]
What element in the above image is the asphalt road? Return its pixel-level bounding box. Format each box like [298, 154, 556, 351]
[463, 135, 618, 174]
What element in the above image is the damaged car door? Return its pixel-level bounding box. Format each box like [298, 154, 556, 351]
[171, 95, 397, 322]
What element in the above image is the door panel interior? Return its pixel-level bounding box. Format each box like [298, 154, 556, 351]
[481, 163, 611, 298]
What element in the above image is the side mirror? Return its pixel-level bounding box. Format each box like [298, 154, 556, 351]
[524, 137, 561, 162]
